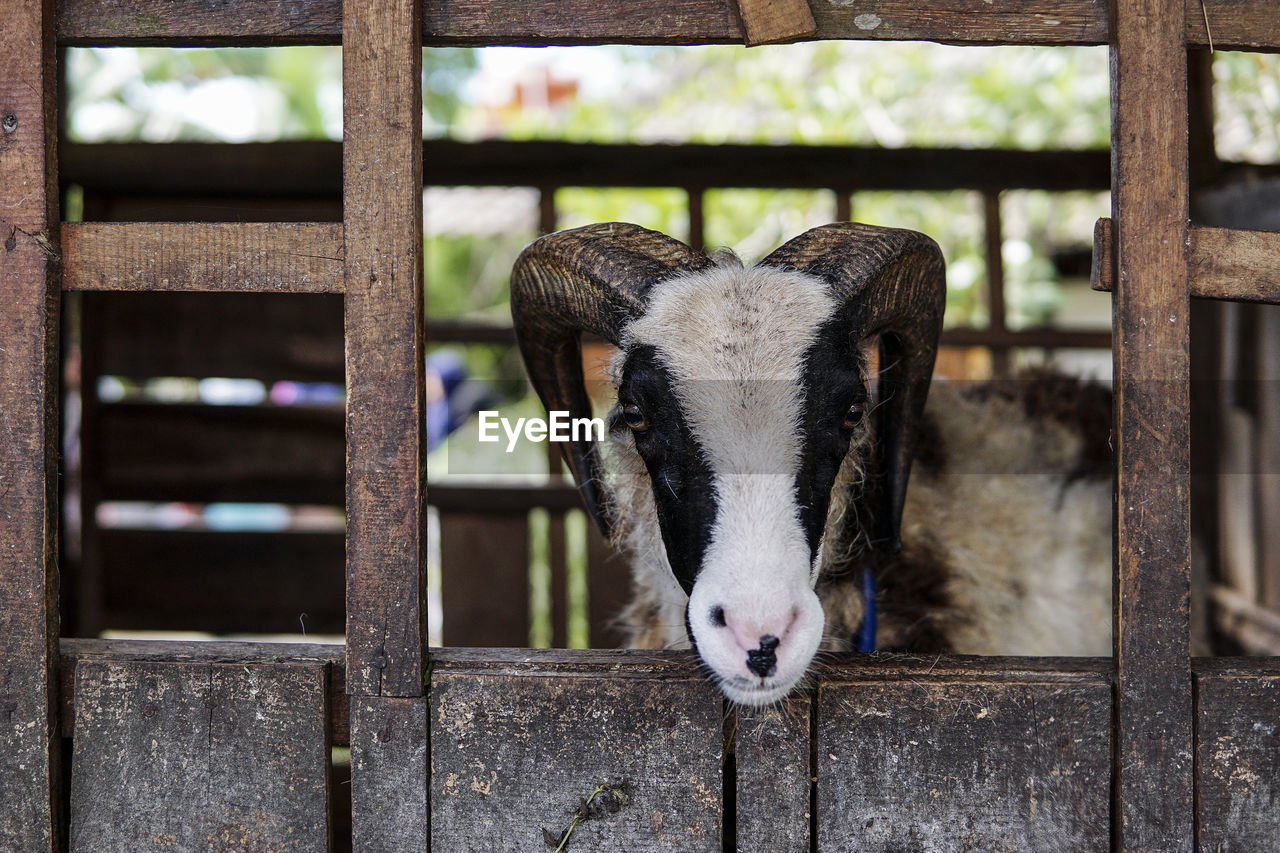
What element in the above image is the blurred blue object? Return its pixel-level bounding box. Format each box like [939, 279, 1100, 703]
[427, 349, 496, 451]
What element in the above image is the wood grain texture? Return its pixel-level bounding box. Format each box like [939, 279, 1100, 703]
[0, 0, 61, 848]
[350, 695, 429, 852]
[343, 0, 427, 698]
[52, 0, 1280, 48]
[62, 222, 345, 293]
[69, 659, 331, 852]
[1196, 672, 1280, 851]
[1110, 0, 1194, 848]
[817, 679, 1112, 851]
[429, 650, 723, 851]
[734, 698, 811, 853]
[1189, 227, 1280, 304]
[58, 638, 350, 743]
[85, 290, 344, 383]
[1095, 218, 1280, 305]
[735, 0, 816, 46]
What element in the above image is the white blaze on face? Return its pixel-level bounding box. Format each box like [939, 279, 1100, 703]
[628, 263, 840, 705]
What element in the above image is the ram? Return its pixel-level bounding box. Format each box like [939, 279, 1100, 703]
[510, 222, 1112, 706]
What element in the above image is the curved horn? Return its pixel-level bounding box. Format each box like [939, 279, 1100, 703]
[510, 222, 713, 538]
[760, 222, 946, 553]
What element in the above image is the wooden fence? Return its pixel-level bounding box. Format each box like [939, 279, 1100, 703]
[4, 0, 1280, 850]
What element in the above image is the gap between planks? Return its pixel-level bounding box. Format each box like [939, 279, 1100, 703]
[61, 222, 345, 294]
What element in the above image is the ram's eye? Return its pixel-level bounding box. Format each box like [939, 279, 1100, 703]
[842, 404, 864, 430]
[623, 404, 649, 432]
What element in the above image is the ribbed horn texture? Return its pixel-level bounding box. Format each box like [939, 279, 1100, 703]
[510, 223, 714, 538]
[760, 222, 946, 553]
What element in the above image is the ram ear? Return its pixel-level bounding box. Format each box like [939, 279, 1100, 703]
[760, 222, 945, 552]
[510, 223, 713, 539]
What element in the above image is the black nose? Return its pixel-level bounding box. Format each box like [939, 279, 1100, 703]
[745, 634, 780, 678]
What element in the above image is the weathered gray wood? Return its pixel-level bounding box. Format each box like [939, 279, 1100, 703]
[817, 679, 1111, 851]
[350, 695, 429, 852]
[58, 638, 350, 743]
[61, 222, 345, 293]
[70, 659, 331, 851]
[0, 0, 61, 848]
[52, 0, 1280, 49]
[1110, 0, 1194, 848]
[343, 0, 427, 698]
[430, 649, 723, 851]
[734, 698, 811, 853]
[1196, 672, 1280, 851]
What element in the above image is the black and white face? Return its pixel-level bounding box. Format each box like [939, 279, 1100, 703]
[615, 263, 871, 706]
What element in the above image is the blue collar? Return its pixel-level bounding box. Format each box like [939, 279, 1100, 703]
[856, 563, 877, 653]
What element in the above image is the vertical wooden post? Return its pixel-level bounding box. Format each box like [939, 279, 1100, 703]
[687, 188, 705, 253]
[1110, 0, 1193, 849]
[0, 0, 62, 848]
[343, 0, 426, 701]
[982, 191, 1010, 377]
[343, 0, 429, 847]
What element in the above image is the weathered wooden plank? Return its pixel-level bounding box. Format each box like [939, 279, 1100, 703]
[438, 513, 530, 647]
[70, 660, 331, 851]
[58, 638, 350, 743]
[343, 0, 427, 698]
[1196, 672, 1280, 851]
[350, 695, 429, 852]
[735, 0, 816, 46]
[0, 0, 61, 848]
[63, 140, 1113, 196]
[1094, 218, 1280, 305]
[817, 679, 1112, 851]
[734, 699, 811, 853]
[430, 652, 723, 850]
[85, 291, 344, 383]
[61, 222, 345, 293]
[96, 402, 345, 504]
[98, 529, 345, 635]
[52, 0, 1280, 48]
[1110, 0, 1194, 848]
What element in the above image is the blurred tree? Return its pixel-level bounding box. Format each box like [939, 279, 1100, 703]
[66, 46, 476, 141]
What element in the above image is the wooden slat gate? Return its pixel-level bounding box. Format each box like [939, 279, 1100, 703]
[5, 0, 1280, 850]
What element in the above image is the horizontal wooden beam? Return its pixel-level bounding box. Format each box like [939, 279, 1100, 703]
[56, 639, 1280, 752]
[428, 482, 586, 514]
[1092, 217, 1280, 304]
[61, 222, 345, 293]
[58, 638, 349, 743]
[52, 0, 1280, 49]
[940, 326, 1112, 349]
[61, 140, 1113, 198]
